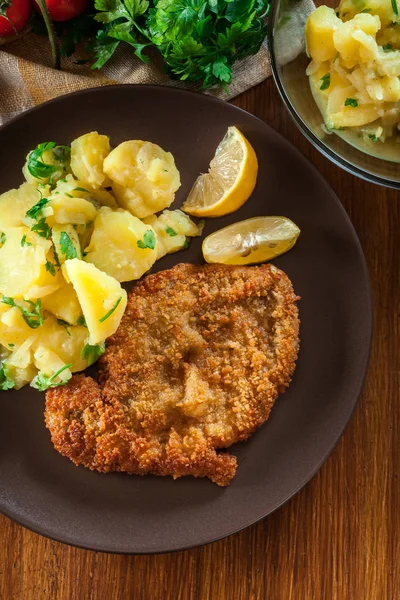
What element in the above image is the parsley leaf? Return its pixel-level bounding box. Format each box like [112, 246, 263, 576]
[27, 142, 58, 180]
[31, 218, 52, 239]
[45, 260, 57, 276]
[0, 232, 6, 246]
[0, 363, 15, 391]
[77, 315, 87, 327]
[60, 232, 78, 259]
[320, 73, 330, 91]
[21, 235, 33, 247]
[137, 229, 156, 249]
[74, 186, 90, 193]
[57, 319, 71, 335]
[392, 0, 398, 16]
[81, 341, 106, 366]
[1, 297, 44, 329]
[383, 43, 394, 51]
[165, 226, 177, 237]
[369, 134, 379, 142]
[25, 195, 49, 220]
[99, 297, 122, 322]
[31, 363, 72, 392]
[344, 98, 358, 108]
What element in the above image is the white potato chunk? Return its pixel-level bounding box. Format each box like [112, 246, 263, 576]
[44, 194, 97, 227]
[35, 316, 90, 372]
[52, 173, 118, 208]
[70, 132, 111, 189]
[62, 258, 127, 345]
[0, 183, 44, 229]
[84, 207, 158, 282]
[143, 210, 203, 259]
[41, 280, 83, 325]
[0, 227, 62, 299]
[103, 140, 181, 218]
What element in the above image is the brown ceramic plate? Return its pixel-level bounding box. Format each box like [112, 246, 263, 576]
[0, 85, 372, 554]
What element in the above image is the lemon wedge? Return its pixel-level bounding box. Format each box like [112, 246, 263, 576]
[202, 216, 300, 265]
[182, 126, 258, 218]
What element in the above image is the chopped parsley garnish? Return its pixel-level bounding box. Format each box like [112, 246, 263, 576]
[32, 363, 72, 391]
[137, 230, 156, 250]
[45, 260, 57, 276]
[25, 195, 49, 220]
[27, 142, 70, 181]
[21, 235, 33, 247]
[31, 218, 52, 239]
[0, 232, 6, 246]
[0, 363, 14, 390]
[60, 231, 78, 259]
[320, 73, 330, 91]
[183, 239, 190, 249]
[81, 341, 105, 366]
[383, 43, 394, 51]
[1, 297, 44, 329]
[74, 187, 89, 193]
[57, 319, 71, 335]
[65, 193, 73, 198]
[360, 7, 371, 12]
[77, 315, 87, 327]
[165, 226, 177, 237]
[392, 0, 398, 16]
[8, 343, 15, 348]
[369, 134, 379, 142]
[99, 297, 122, 323]
[344, 98, 358, 108]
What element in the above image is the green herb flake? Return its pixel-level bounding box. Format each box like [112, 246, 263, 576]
[165, 226, 177, 237]
[2, 297, 44, 329]
[344, 98, 358, 108]
[45, 260, 57, 276]
[0, 232, 6, 246]
[27, 142, 58, 180]
[392, 0, 399, 15]
[137, 229, 156, 250]
[65, 193, 74, 198]
[31, 218, 52, 239]
[369, 134, 379, 142]
[183, 239, 190, 249]
[361, 7, 372, 12]
[57, 319, 71, 336]
[320, 73, 331, 91]
[0, 363, 15, 391]
[77, 315, 87, 327]
[383, 43, 394, 51]
[8, 343, 15, 348]
[80, 341, 105, 366]
[25, 195, 49, 220]
[21, 235, 33, 247]
[99, 297, 122, 323]
[74, 187, 89, 193]
[60, 231, 78, 259]
[32, 363, 72, 392]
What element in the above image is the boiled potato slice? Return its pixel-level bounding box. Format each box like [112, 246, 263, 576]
[41, 280, 83, 325]
[62, 258, 127, 345]
[52, 174, 118, 208]
[70, 132, 111, 189]
[0, 183, 44, 229]
[44, 195, 97, 226]
[103, 140, 181, 218]
[84, 207, 158, 282]
[144, 210, 203, 259]
[32, 345, 72, 385]
[0, 305, 39, 349]
[338, 0, 395, 27]
[305, 6, 342, 63]
[0, 227, 62, 299]
[52, 224, 82, 264]
[35, 316, 89, 372]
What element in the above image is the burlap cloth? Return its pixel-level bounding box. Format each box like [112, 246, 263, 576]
[0, 33, 272, 126]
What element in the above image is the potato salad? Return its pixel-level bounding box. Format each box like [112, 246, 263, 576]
[305, 0, 400, 149]
[0, 132, 202, 391]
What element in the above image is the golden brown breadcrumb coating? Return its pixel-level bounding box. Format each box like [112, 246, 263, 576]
[45, 263, 299, 486]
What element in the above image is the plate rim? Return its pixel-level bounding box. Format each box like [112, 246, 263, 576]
[0, 84, 373, 554]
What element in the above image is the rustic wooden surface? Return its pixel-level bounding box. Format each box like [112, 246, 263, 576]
[1, 78, 399, 600]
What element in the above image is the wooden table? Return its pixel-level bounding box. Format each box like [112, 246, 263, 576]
[1, 78, 399, 600]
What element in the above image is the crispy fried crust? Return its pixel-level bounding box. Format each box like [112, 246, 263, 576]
[45, 263, 299, 486]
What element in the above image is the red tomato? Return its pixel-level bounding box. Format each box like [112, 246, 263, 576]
[34, 0, 89, 22]
[0, 0, 31, 37]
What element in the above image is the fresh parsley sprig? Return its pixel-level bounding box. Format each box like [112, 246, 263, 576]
[81, 341, 106, 366]
[1, 297, 44, 329]
[32, 363, 72, 392]
[0, 362, 15, 391]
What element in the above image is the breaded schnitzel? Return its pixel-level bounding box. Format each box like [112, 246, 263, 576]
[45, 263, 299, 486]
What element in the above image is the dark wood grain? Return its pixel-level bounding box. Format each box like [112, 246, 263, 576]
[1, 77, 399, 600]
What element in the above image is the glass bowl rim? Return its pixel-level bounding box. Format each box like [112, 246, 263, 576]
[266, 0, 400, 190]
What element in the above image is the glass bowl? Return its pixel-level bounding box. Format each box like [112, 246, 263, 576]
[267, 0, 400, 188]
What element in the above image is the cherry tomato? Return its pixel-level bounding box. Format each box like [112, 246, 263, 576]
[0, 0, 31, 37]
[34, 0, 89, 22]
